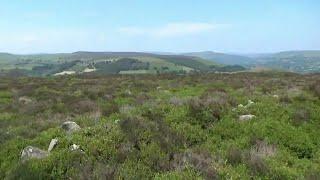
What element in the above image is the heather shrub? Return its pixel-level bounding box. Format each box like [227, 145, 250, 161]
[170, 149, 217, 179]
[305, 170, 320, 180]
[117, 160, 154, 180]
[244, 151, 269, 176]
[0, 72, 320, 179]
[291, 107, 311, 126]
[100, 101, 119, 116]
[279, 94, 292, 104]
[226, 146, 242, 165]
[70, 99, 99, 114]
[187, 94, 231, 128]
[135, 93, 150, 105]
[310, 81, 320, 98]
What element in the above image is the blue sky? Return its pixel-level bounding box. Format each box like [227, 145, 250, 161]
[0, 0, 319, 53]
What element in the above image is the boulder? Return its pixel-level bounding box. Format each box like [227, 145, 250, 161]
[21, 146, 49, 162]
[48, 138, 58, 152]
[61, 121, 81, 134]
[239, 115, 256, 121]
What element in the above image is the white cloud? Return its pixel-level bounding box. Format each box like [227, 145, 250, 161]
[0, 28, 109, 53]
[119, 22, 230, 38]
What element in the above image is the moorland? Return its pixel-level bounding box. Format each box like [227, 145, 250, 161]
[1, 72, 320, 179]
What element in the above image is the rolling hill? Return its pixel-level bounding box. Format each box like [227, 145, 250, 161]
[2, 50, 319, 76]
[254, 50, 320, 73]
[184, 50, 320, 73]
[183, 51, 256, 65]
[1, 52, 243, 77]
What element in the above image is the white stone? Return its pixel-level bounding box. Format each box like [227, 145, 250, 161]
[48, 138, 58, 152]
[245, 100, 255, 108]
[54, 71, 76, 76]
[239, 115, 256, 121]
[70, 144, 80, 151]
[83, 68, 96, 73]
[18, 96, 33, 104]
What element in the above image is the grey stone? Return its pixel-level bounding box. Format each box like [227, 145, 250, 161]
[21, 146, 49, 162]
[61, 121, 81, 134]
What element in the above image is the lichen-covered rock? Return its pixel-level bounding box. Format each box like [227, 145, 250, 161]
[48, 138, 58, 152]
[61, 121, 81, 134]
[21, 146, 49, 162]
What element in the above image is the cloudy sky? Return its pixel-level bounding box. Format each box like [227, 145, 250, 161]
[0, 0, 319, 54]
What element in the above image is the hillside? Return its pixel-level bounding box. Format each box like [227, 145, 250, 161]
[0, 72, 320, 179]
[185, 50, 320, 73]
[0, 52, 243, 77]
[255, 51, 320, 73]
[183, 51, 256, 65]
[2, 50, 319, 75]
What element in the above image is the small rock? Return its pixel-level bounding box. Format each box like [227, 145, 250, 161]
[61, 121, 81, 134]
[48, 138, 58, 152]
[125, 90, 132, 96]
[273, 95, 279, 98]
[245, 100, 255, 108]
[70, 144, 80, 151]
[239, 115, 256, 121]
[18, 96, 33, 105]
[21, 146, 49, 162]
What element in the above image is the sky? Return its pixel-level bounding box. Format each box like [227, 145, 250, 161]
[0, 0, 319, 54]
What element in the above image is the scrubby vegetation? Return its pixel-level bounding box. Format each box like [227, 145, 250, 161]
[1, 72, 320, 179]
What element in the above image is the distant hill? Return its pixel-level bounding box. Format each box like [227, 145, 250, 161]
[0, 52, 247, 77]
[184, 50, 320, 73]
[183, 51, 255, 65]
[3, 50, 318, 75]
[254, 50, 320, 73]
